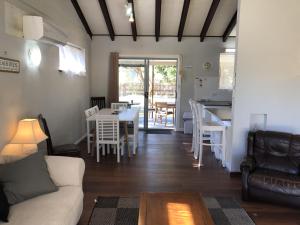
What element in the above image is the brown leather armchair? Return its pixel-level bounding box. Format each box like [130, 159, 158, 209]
[241, 130, 300, 207]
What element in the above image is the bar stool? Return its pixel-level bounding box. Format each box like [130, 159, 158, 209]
[195, 103, 226, 167]
[191, 100, 210, 159]
[188, 99, 197, 153]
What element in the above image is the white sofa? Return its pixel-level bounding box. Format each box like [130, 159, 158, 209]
[0, 156, 85, 225]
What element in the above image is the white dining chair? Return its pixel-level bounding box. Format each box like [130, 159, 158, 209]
[95, 115, 125, 163]
[111, 102, 128, 111]
[85, 106, 100, 154]
[195, 103, 226, 167]
[85, 105, 99, 117]
[111, 102, 139, 155]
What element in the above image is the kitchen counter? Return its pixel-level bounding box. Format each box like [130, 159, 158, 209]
[197, 100, 232, 122]
[201, 102, 232, 169]
[206, 108, 232, 122]
[195, 99, 232, 169]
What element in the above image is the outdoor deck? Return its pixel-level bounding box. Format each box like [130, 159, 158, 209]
[138, 111, 175, 129]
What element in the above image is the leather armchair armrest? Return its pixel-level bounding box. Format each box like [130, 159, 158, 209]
[240, 156, 256, 201]
[240, 156, 256, 172]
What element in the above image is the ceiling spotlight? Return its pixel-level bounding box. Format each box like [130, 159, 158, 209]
[125, 3, 133, 17]
[129, 14, 134, 22]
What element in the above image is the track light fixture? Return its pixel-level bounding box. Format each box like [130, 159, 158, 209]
[125, 3, 134, 22]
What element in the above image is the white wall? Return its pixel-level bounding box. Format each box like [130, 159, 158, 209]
[230, 0, 300, 171]
[194, 76, 219, 100]
[91, 36, 234, 128]
[0, 0, 91, 150]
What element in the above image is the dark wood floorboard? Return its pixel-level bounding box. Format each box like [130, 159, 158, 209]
[78, 131, 300, 225]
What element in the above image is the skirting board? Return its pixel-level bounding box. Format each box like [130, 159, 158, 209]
[74, 134, 87, 145]
[176, 128, 184, 132]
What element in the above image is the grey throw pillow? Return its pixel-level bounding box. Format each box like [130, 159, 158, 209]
[0, 151, 58, 205]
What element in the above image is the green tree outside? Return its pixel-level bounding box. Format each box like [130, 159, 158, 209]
[154, 65, 177, 84]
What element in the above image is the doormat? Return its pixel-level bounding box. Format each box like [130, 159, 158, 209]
[145, 130, 173, 134]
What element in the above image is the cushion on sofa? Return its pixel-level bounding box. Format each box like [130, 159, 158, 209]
[253, 131, 300, 175]
[257, 155, 299, 175]
[248, 169, 300, 196]
[0, 151, 58, 205]
[264, 131, 291, 156]
[0, 184, 9, 222]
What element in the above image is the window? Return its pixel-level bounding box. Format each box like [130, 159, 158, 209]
[58, 45, 86, 75]
[219, 53, 235, 89]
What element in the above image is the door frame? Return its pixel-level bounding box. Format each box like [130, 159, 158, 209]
[119, 54, 182, 131]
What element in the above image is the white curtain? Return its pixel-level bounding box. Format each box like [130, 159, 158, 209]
[58, 45, 86, 76]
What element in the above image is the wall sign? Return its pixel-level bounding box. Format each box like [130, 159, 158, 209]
[0, 57, 20, 73]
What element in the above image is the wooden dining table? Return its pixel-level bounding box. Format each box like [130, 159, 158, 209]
[86, 108, 139, 156]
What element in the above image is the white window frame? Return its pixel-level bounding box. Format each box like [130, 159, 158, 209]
[58, 44, 86, 76]
[219, 52, 235, 90]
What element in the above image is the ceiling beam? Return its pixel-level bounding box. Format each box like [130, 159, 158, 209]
[155, 0, 162, 42]
[177, 0, 190, 42]
[222, 11, 237, 42]
[200, 0, 220, 42]
[98, 0, 115, 41]
[93, 34, 235, 38]
[128, 0, 137, 41]
[70, 0, 92, 39]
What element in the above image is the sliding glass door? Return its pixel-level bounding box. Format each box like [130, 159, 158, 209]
[148, 60, 177, 129]
[119, 59, 146, 129]
[119, 58, 177, 130]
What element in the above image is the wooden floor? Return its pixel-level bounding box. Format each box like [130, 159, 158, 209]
[78, 131, 300, 225]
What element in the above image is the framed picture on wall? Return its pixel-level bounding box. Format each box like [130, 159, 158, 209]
[0, 57, 20, 73]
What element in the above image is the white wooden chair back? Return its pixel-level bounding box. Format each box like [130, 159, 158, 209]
[96, 115, 120, 145]
[111, 102, 128, 111]
[189, 99, 196, 119]
[85, 106, 99, 118]
[190, 100, 198, 123]
[94, 105, 100, 113]
[195, 103, 204, 127]
[189, 99, 197, 152]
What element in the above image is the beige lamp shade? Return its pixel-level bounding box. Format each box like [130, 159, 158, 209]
[1, 144, 37, 156]
[10, 119, 47, 144]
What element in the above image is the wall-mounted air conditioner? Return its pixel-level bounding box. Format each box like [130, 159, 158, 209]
[23, 16, 68, 46]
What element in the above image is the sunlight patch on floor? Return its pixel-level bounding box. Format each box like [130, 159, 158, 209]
[167, 202, 195, 225]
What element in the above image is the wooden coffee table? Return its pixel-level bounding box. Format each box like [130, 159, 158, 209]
[138, 192, 215, 225]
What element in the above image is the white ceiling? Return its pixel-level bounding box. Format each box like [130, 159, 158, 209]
[184, 0, 212, 35]
[77, 0, 237, 38]
[160, 0, 184, 35]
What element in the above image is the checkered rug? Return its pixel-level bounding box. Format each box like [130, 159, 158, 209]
[88, 196, 255, 225]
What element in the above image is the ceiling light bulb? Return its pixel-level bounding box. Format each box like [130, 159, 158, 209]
[129, 14, 134, 22]
[125, 3, 132, 17]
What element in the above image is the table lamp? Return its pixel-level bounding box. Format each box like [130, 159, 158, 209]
[4, 119, 48, 156]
